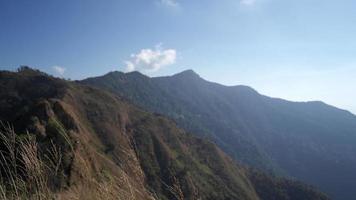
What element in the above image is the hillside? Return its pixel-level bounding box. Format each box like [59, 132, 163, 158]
[82, 69, 356, 200]
[0, 67, 329, 199]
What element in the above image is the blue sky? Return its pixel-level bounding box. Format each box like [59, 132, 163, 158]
[1, 0, 356, 113]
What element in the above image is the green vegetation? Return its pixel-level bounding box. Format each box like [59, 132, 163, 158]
[82, 69, 356, 200]
[0, 68, 330, 200]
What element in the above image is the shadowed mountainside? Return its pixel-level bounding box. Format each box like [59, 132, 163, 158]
[82, 69, 356, 200]
[0, 67, 329, 199]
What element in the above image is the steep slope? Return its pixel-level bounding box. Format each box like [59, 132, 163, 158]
[0, 67, 329, 199]
[81, 71, 275, 171]
[82, 69, 356, 200]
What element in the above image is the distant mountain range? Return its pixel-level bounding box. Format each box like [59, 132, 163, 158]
[0, 67, 329, 199]
[82, 69, 356, 200]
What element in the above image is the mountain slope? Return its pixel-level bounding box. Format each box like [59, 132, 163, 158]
[0, 67, 328, 200]
[82, 69, 356, 200]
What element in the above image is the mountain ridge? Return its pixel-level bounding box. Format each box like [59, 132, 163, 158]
[82, 69, 356, 200]
[0, 67, 329, 199]
[112, 69, 354, 112]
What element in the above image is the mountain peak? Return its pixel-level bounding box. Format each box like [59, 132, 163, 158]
[125, 70, 145, 76]
[102, 70, 149, 79]
[173, 69, 201, 79]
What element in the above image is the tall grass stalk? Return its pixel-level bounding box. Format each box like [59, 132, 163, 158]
[0, 120, 141, 200]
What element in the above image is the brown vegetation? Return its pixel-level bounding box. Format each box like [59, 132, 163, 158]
[0, 68, 330, 200]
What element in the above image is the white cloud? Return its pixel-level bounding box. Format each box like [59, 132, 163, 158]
[52, 66, 66, 76]
[160, 0, 179, 7]
[124, 45, 177, 73]
[240, 0, 256, 6]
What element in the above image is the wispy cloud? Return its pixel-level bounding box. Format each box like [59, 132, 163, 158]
[52, 66, 66, 76]
[160, 0, 179, 7]
[124, 44, 177, 73]
[240, 0, 256, 6]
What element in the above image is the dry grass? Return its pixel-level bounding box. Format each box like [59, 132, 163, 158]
[0, 122, 51, 200]
[0, 120, 140, 200]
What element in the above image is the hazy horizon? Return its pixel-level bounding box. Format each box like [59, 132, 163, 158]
[2, 2, 356, 199]
[4, 66, 356, 115]
[1, 0, 355, 114]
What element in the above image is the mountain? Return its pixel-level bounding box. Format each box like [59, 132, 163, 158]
[82, 69, 356, 200]
[0, 67, 329, 200]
